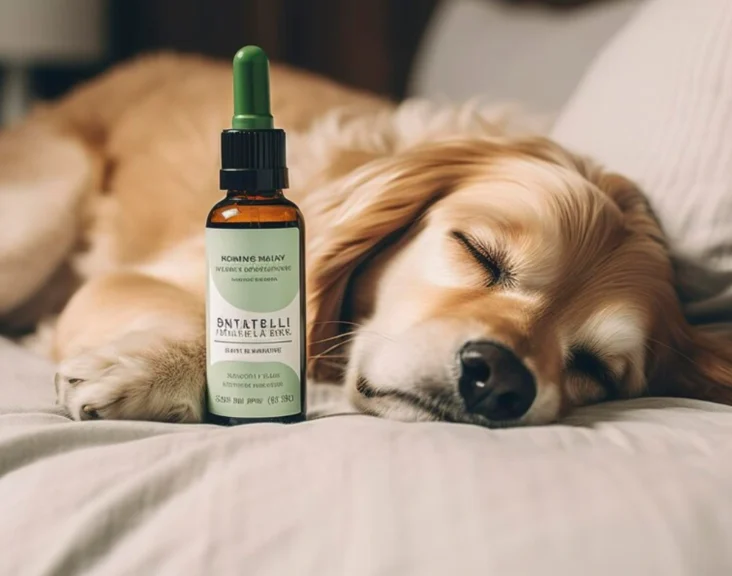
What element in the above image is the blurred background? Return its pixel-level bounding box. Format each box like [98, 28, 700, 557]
[0, 0, 643, 127]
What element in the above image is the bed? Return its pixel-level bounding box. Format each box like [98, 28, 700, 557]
[2, 337, 732, 575]
[3, 0, 732, 574]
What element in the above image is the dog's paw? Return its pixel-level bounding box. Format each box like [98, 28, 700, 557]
[55, 332, 206, 423]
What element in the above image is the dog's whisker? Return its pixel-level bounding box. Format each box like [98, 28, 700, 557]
[312, 320, 366, 329]
[309, 331, 359, 346]
[316, 358, 347, 369]
[310, 329, 395, 347]
[643, 336, 696, 364]
[309, 329, 395, 361]
[309, 338, 356, 360]
[320, 330, 395, 344]
[345, 329, 395, 343]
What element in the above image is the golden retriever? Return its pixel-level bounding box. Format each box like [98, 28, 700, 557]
[1, 52, 731, 426]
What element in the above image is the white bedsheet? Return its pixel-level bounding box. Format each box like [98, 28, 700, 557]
[2, 333, 732, 576]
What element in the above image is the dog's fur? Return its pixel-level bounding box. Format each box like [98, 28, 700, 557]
[1, 53, 732, 425]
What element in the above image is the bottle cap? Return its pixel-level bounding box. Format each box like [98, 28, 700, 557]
[220, 45, 289, 191]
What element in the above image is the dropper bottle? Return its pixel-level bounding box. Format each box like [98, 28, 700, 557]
[205, 45, 306, 425]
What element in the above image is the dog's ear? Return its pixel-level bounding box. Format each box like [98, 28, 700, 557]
[592, 169, 732, 406]
[306, 141, 493, 379]
[583, 166, 668, 249]
[594, 171, 732, 405]
[648, 323, 732, 406]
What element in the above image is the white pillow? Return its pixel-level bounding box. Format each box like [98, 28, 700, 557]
[409, 0, 643, 111]
[551, 0, 732, 325]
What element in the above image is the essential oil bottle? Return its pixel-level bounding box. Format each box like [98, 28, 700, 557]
[205, 46, 306, 425]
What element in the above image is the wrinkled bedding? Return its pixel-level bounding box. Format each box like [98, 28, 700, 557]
[2, 338, 732, 576]
[0, 336, 56, 408]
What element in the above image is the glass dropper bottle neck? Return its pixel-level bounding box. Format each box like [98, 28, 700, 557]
[226, 189, 285, 200]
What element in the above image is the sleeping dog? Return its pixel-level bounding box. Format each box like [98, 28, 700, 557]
[1, 53, 731, 426]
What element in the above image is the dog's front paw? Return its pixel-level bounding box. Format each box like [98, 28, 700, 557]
[55, 332, 206, 423]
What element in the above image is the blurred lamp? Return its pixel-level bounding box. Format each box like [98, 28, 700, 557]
[0, 0, 108, 125]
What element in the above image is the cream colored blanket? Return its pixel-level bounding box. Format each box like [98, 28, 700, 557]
[3, 335, 732, 575]
[2, 372, 732, 575]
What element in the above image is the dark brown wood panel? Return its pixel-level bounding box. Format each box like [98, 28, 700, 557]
[109, 0, 440, 99]
[32, 0, 612, 102]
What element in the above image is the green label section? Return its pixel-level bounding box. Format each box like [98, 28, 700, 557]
[207, 361, 301, 418]
[207, 228, 300, 313]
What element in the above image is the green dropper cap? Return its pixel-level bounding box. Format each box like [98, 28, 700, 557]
[220, 45, 288, 191]
[232, 45, 274, 130]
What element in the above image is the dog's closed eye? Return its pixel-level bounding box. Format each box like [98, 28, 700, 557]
[451, 231, 506, 287]
[567, 347, 619, 399]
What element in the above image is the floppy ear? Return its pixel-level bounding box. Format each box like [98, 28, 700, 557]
[649, 324, 732, 406]
[575, 162, 732, 405]
[577, 160, 668, 249]
[306, 141, 493, 380]
[600, 172, 732, 405]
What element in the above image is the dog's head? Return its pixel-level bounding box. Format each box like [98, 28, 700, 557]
[307, 136, 732, 426]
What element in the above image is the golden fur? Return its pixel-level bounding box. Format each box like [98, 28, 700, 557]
[1, 52, 731, 425]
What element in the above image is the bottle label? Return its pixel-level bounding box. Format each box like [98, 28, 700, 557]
[205, 227, 302, 418]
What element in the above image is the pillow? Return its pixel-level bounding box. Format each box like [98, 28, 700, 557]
[551, 0, 732, 325]
[409, 0, 643, 111]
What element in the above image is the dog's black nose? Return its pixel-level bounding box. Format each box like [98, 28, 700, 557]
[458, 340, 536, 422]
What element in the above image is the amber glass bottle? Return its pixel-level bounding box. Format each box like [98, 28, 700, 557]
[205, 46, 306, 425]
